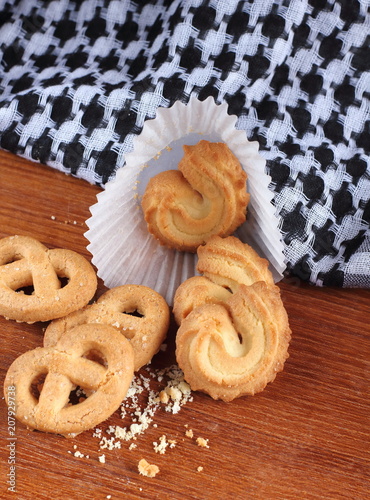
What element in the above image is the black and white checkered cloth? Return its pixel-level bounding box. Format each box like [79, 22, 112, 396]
[0, 0, 369, 288]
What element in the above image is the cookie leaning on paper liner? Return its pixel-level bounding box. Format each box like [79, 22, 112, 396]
[173, 235, 274, 325]
[197, 234, 274, 290]
[141, 140, 249, 253]
[173, 235, 290, 401]
[175, 282, 291, 402]
[3, 324, 134, 437]
[0, 235, 97, 323]
[43, 285, 170, 371]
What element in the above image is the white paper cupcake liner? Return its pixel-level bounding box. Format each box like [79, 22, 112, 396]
[85, 96, 286, 305]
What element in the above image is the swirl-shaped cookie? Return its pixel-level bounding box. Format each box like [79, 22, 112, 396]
[173, 275, 232, 326]
[175, 282, 291, 401]
[43, 285, 170, 371]
[0, 235, 97, 323]
[197, 235, 274, 291]
[4, 324, 134, 436]
[141, 140, 249, 252]
[173, 235, 274, 324]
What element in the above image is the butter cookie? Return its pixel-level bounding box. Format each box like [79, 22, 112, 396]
[141, 140, 249, 252]
[44, 285, 169, 371]
[4, 324, 134, 436]
[0, 235, 97, 323]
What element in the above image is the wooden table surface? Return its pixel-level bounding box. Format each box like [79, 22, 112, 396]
[0, 149, 369, 500]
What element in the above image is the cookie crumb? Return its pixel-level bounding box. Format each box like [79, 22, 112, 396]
[92, 365, 192, 460]
[93, 428, 102, 438]
[153, 435, 168, 454]
[153, 435, 176, 454]
[138, 458, 160, 478]
[196, 437, 209, 448]
[167, 386, 182, 402]
[158, 390, 169, 404]
[185, 428, 193, 438]
[98, 454, 106, 464]
[197, 466, 204, 472]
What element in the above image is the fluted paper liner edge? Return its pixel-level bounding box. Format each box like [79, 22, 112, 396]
[85, 96, 286, 305]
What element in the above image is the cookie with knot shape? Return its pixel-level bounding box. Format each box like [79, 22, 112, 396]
[0, 235, 97, 323]
[3, 323, 135, 436]
[141, 140, 249, 252]
[43, 285, 170, 371]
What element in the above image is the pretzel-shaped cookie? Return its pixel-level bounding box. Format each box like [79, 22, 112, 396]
[43, 285, 170, 371]
[3, 323, 135, 436]
[141, 140, 249, 252]
[175, 282, 291, 401]
[173, 235, 274, 324]
[0, 235, 97, 323]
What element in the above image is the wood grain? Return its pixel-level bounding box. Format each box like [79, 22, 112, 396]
[0, 150, 369, 500]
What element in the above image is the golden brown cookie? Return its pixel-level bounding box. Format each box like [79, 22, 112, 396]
[141, 140, 249, 252]
[173, 275, 232, 325]
[3, 323, 134, 436]
[197, 235, 274, 291]
[173, 235, 274, 324]
[175, 282, 291, 401]
[43, 285, 170, 371]
[0, 235, 97, 323]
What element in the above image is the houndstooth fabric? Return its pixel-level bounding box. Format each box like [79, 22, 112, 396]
[0, 0, 369, 288]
